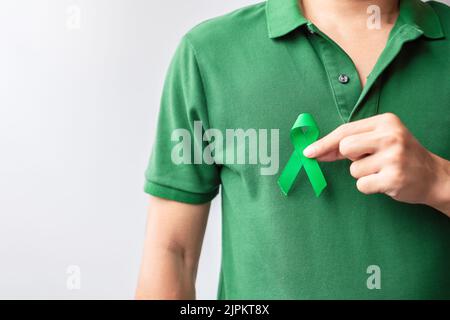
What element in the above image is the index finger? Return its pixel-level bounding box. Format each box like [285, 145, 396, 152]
[303, 116, 379, 161]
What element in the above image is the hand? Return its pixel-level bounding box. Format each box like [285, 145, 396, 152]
[303, 113, 450, 216]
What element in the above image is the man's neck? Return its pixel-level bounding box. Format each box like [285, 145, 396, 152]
[301, 0, 400, 29]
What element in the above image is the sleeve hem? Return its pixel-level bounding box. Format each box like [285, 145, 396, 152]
[144, 180, 219, 205]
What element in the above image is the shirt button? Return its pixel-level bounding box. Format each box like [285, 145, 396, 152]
[338, 74, 350, 84]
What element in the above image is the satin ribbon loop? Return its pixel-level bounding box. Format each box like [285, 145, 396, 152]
[278, 113, 327, 197]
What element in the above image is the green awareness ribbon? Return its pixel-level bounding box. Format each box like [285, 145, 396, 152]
[278, 113, 327, 197]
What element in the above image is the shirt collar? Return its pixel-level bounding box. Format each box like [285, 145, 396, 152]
[266, 0, 307, 38]
[266, 0, 445, 39]
[398, 0, 444, 39]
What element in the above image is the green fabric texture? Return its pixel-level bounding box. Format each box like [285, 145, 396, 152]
[145, 0, 450, 299]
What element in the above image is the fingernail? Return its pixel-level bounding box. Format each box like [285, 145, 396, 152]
[303, 145, 317, 158]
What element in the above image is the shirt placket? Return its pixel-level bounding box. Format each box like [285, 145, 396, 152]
[306, 22, 424, 123]
[306, 23, 363, 123]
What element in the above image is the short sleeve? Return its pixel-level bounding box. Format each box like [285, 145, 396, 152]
[144, 36, 221, 204]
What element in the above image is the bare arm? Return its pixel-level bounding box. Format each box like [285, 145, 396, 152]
[135, 196, 211, 300]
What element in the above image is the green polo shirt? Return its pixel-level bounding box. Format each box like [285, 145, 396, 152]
[145, 0, 450, 299]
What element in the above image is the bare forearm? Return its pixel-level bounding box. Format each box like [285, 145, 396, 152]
[136, 247, 196, 300]
[426, 154, 450, 217]
[136, 196, 210, 300]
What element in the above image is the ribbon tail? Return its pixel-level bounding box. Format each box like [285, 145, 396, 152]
[303, 157, 327, 197]
[278, 152, 303, 196]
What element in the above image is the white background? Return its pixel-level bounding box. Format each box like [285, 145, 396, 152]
[0, 0, 448, 299]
